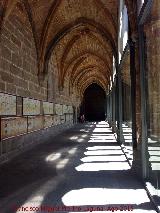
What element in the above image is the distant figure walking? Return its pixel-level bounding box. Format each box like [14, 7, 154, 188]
[80, 114, 85, 123]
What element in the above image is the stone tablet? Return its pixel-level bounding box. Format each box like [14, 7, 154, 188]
[23, 98, 40, 115]
[43, 102, 54, 115]
[28, 116, 44, 132]
[63, 105, 68, 114]
[55, 104, 63, 115]
[1, 117, 27, 139]
[0, 93, 16, 115]
[68, 106, 73, 113]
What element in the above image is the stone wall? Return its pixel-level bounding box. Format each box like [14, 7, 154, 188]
[0, 3, 78, 163]
[144, 0, 160, 138]
[0, 3, 47, 100]
[0, 92, 74, 163]
[120, 48, 132, 124]
[48, 52, 80, 106]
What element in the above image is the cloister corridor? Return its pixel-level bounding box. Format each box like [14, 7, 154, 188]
[1, 0, 160, 212]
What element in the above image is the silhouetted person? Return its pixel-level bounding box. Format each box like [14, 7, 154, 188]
[80, 114, 85, 123]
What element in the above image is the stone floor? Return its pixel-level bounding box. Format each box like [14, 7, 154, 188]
[0, 122, 157, 213]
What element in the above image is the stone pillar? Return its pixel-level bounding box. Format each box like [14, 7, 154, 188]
[135, 44, 142, 146]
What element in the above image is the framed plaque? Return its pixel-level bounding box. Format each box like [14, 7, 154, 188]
[55, 104, 63, 116]
[1, 117, 27, 139]
[28, 116, 44, 132]
[43, 102, 54, 115]
[63, 105, 68, 114]
[23, 98, 40, 115]
[0, 93, 16, 115]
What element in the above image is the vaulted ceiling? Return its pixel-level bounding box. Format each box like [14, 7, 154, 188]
[0, 0, 137, 97]
[28, 0, 118, 95]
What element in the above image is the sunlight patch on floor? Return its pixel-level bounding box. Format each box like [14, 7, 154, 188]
[88, 139, 117, 143]
[93, 128, 113, 133]
[45, 153, 61, 162]
[80, 155, 127, 163]
[86, 146, 121, 150]
[68, 147, 77, 154]
[84, 150, 123, 156]
[75, 162, 130, 171]
[56, 158, 69, 169]
[62, 188, 151, 206]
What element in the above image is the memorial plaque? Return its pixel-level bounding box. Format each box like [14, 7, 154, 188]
[1, 117, 27, 139]
[0, 93, 16, 115]
[28, 116, 44, 132]
[44, 115, 53, 128]
[66, 114, 70, 122]
[63, 105, 68, 114]
[23, 98, 40, 115]
[55, 104, 63, 115]
[43, 102, 54, 115]
[68, 106, 73, 113]
[70, 114, 73, 121]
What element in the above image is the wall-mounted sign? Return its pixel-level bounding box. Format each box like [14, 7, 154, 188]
[63, 105, 68, 114]
[43, 102, 54, 115]
[68, 106, 73, 113]
[1, 117, 27, 139]
[23, 98, 40, 115]
[28, 116, 44, 132]
[55, 104, 63, 115]
[0, 93, 16, 115]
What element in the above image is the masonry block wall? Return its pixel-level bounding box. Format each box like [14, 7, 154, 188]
[0, 4, 47, 99]
[144, 0, 160, 138]
[0, 3, 79, 163]
[48, 53, 79, 106]
[120, 48, 132, 125]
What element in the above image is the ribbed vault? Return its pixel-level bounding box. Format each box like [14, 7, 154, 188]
[0, 0, 137, 97]
[41, 0, 118, 95]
